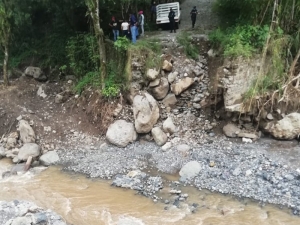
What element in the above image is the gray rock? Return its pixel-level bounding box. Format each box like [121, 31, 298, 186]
[18, 143, 40, 161]
[162, 94, 177, 108]
[161, 142, 172, 151]
[267, 113, 300, 139]
[39, 151, 60, 166]
[179, 161, 201, 181]
[192, 103, 201, 109]
[55, 94, 64, 104]
[106, 120, 137, 147]
[24, 66, 47, 81]
[149, 78, 160, 87]
[37, 84, 47, 99]
[223, 123, 241, 137]
[149, 77, 169, 100]
[168, 72, 177, 83]
[5, 132, 19, 150]
[133, 92, 159, 133]
[177, 144, 190, 152]
[19, 120, 36, 144]
[151, 127, 167, 146]
[232, 167, 241, 176]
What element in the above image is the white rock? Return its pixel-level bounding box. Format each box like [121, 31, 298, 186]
[242, 137, 253, 143]
[25, 66, 47, 81]
[167, 72, 177, 83]
[151, 127, 167, 146]
[179, 161, 201, 181]
[55, 94, 64, 104]
[39, 151, 60, 166]
[106, 120, 137, 147]
[245, 170, 252, 176]
[16, 115, 22, 121]
[163, 117, 176, 134]
[162, 142, 172, 151]
[267, 113, 274, 120]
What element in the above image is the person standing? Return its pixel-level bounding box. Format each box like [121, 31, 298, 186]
[190, 6, 198, 29]
[109, 16, 119, 41]
[168, 8, 176, 33]
[150, 1, 157, 22]
[138, 11, 145, 37]
[129, 13, 137, 44]
[121, 19, 130, 38]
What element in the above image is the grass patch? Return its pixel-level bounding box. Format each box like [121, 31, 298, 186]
[176, 32, 199, 60]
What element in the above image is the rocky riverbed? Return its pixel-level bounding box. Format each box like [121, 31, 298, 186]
[0, 200, 67, 225]
[58, 137, 300, 215]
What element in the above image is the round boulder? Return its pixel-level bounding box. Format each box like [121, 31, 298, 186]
[106, 120, 137, 147]
[133, 92, 159, 133]
[18, 143, 41, 161]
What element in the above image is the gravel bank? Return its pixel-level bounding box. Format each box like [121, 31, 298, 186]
[0, 200, 67, 225]
[58, 136, 300, 215]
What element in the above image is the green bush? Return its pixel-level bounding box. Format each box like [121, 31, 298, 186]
[209, 25, 269, 58]
[75, 71, 100, 93]
[114, 36, 131, 51]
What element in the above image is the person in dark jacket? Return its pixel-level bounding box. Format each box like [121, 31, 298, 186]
[129, 13, 137, 44]
[190, 6, 198, 28]
[151, 1, 157, 22]
[168, 8, 176, 33]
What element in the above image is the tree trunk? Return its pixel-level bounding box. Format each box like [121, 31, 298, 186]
[87, 0, 107, 89]
[3, 43, 9, 86]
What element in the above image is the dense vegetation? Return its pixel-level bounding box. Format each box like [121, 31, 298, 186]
[210, 0, 300, 106]
[0, 0, 175, 95]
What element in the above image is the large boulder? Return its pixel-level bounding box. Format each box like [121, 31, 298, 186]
[106, 120, 137, 147]
[267, 113, 300, 139]
[163, 117, 176, 134]
[179, 161, 201, 181]
[223, 123, 241, 137]
[18, 143, 40, 161]
[19, 120, 36, 143]
[171, 77, 194, 95]
[151, 127, 167, 146]
[39, 151, 60, 166]
[133, 92, 159, 133]
[24, 66, 47, 81]
[146, 68, 160, 81]
[149, 77, 169, 100]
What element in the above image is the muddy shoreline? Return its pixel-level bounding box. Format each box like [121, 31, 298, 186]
[57, 135, 300, 216]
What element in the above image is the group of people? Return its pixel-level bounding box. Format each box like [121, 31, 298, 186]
[108, 5, 200, 43]
[109, 11, 145, 44]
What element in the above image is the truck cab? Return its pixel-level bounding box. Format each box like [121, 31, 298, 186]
[156, 2, 181, 29]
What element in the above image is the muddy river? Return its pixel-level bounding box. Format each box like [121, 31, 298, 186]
[1, 159, 300, 225]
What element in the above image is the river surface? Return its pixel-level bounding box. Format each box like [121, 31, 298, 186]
[1, 158, 300, 225]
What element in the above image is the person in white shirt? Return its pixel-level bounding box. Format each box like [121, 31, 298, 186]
[121, 20, 130, 38]
[138, 11, 144, 36]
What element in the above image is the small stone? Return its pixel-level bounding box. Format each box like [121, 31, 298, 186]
[242, 137, 252, 143]
[16, 115, 22, 121]
[162, 142, 172, 151]
[232, 167, 241, 176]
[209, 161, 215, 167]
[245, 170, 252, 176]
[267, 113, 274, 120]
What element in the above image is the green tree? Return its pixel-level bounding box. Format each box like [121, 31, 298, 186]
[0, 0, 12, 86]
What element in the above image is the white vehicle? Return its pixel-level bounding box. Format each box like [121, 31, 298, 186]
[156, 2, 181, 29]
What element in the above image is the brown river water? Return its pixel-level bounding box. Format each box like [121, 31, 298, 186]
[1, 158, 300, 225]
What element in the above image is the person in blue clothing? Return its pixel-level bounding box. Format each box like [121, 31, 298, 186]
[129, 13, 137, 44]
[109, 16, 119, 41]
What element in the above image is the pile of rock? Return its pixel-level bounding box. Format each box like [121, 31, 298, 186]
[0, 117, 59, 175]
[106, 45, 217, 147]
